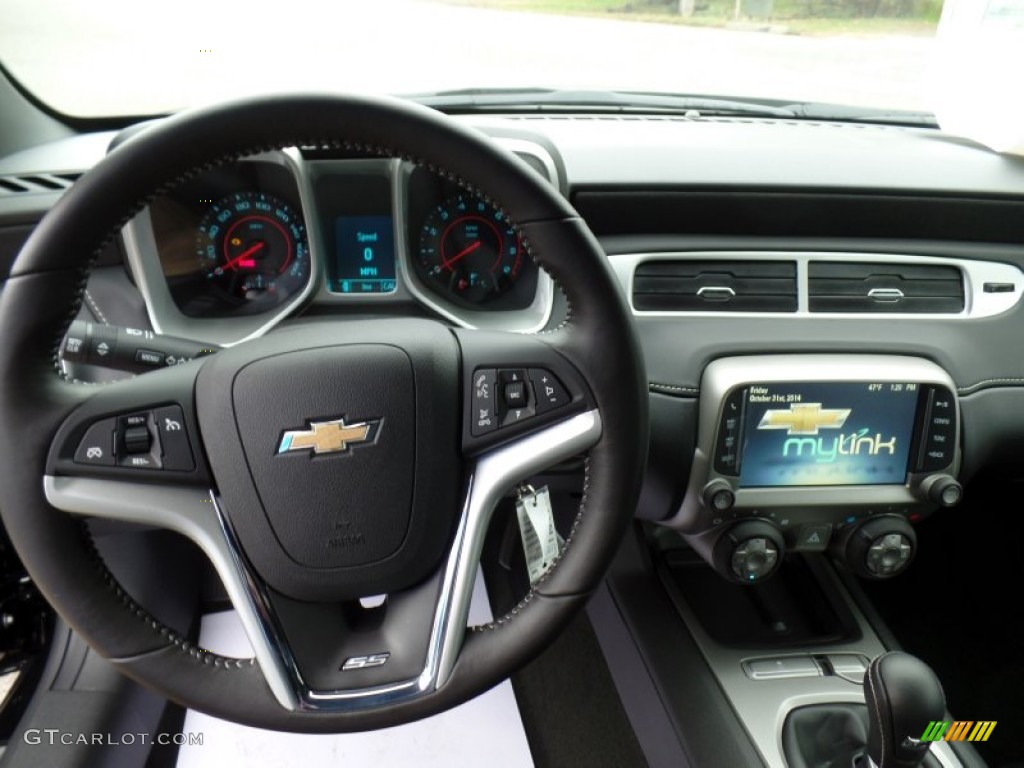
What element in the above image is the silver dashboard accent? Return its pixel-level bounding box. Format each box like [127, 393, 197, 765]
[669, 551, 963, 768]
[667, 355, 960, 533]
[867, 287, 905, 302]
[696, 285, 736, 300]
[392, 137, 559, 333]
[40, 478, 299, 709]
[611, 250, 1024, 319]
[43, 408, 601, 712]
[122, 149, 318, 347]
[124, 140, 559, 341]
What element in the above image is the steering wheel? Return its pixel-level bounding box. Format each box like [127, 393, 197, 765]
[0, 94, 647, 732]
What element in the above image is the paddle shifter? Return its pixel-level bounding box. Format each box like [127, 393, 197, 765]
[862, 652, 946, 768]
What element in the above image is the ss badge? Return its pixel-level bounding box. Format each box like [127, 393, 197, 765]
[341, 652, 391, 671]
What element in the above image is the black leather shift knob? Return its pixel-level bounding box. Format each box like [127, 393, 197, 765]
[864, 652, 946, 768]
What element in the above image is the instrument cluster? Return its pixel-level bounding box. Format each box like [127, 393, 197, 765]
[142, 151, 548, 338]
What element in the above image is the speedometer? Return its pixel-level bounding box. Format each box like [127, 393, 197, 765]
[417, 193, 522, 304]
[195, 191, 310, 306]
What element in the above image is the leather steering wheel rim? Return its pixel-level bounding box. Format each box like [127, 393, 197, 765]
[0, 93, 647, 731]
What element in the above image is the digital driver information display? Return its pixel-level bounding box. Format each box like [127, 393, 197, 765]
[330, 215, 396, 294]
[737, 382, 920, 488]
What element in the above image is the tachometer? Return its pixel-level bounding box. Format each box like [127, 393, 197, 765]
[196, 191, 310, 305]
[417, 193, 522, 303]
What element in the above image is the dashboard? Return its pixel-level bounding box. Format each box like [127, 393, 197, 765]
[6, 111, 1024, 586]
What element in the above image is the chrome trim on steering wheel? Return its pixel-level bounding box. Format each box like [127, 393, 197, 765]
[43, 408, 601, 711]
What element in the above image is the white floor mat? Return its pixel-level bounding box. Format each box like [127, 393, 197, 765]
[176, 572, 534, 768]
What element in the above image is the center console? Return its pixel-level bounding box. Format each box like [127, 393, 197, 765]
[668, 355, 963, 584]
[638, 354, 973, 767]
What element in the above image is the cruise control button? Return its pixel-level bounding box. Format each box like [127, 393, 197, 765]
[74, 418, 116, 466]
[529, 369, 570, 413]
[154, 405, 195, 471]
[471, 369, 498, 436]
[123, 426, 151, 455]
[120, 454, 159, 469]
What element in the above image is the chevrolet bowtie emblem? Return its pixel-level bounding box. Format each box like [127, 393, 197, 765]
[277, 418, 380, 455]
[757, 403, 851, 435]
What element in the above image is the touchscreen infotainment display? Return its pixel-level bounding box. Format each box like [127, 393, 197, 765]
[737, 382, 920, 488]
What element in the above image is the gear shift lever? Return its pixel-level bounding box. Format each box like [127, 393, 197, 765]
[863, 651, 946, 768]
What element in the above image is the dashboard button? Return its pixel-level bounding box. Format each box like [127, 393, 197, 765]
[74, 418, 116, 466]
[827, 654, 870, 684]
[744, 656, 821, 680]
[471, 369, 498, 436]
[795, 523, 832, 551]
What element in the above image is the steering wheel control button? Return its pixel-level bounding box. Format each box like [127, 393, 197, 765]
[498, 369, 536, 426]
[795, 523, 832, 551]
[503, 379, 528, 408]
[122, 425, 151, 455]
[529, 368, 569, 413]
[117, 412, 161, 469]
[471, 369, 498, 436]
[73, 418, 116, 466]
[154, 405, 195, 471]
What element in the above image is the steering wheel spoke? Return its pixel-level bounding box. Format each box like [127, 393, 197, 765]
[45, 359, 209, 487]
[455, 327, 596, 456]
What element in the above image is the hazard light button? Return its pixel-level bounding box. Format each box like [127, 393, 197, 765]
[795, 523, 832, 551]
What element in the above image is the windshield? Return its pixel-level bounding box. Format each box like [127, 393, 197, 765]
[0, 0, 946, 118]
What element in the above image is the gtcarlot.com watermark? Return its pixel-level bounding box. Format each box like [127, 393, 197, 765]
[24, 729, 204, 747]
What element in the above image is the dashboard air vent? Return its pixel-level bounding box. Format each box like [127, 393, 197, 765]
[809, 262, 964, 313]
[633, 260, 797, 312]
[0, 172, 82, 196]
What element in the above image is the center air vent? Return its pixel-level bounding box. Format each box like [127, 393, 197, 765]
[809, 262, 964, 313]
[632, 260, 797, 312]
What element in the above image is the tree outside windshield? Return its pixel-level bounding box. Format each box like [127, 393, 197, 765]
[1, 0, 943, 117]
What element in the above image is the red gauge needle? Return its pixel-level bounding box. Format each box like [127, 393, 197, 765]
[217, 241, 265, 273]
[444, 240, 481, 269]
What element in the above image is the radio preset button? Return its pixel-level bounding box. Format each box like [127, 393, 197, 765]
[917, 386, 956, 472]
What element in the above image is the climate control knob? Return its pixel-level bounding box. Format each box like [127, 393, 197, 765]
[712, 520, 785, 584]
[844, 516, 917, 579]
